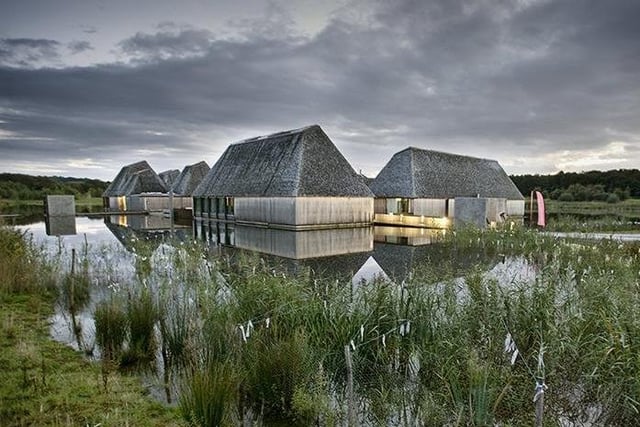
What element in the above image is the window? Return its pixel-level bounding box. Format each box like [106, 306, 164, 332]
[225, 197, 234, 215]
[396, 198, 410, 214]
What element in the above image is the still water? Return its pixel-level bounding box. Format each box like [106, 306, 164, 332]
[13, 214, 457, 350]
[11, 212, 537, 413]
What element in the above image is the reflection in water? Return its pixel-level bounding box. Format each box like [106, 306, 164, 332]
[233, 225, 373, 259]
[45, 215, 77, 236]
[104, 214, 193, 252]
[374, 225, 447, 246]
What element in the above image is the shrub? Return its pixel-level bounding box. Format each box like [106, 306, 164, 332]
[606, 193, 620, 203]
[558, 192, 574, 202]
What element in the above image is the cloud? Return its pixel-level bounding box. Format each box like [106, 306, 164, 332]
[1, 0, 640, 179]
[0, 38, 61, 68]
[118, 27, 215, 61]
[67, 40, 93, 54]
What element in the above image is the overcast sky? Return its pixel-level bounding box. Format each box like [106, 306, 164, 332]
[1, 0, 639, 181]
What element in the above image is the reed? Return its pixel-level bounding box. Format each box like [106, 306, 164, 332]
[179, 360, 237, 427]
[94, 298, 127, 362]
[121, 287, 158, 369]
[0, 227, 38, 295]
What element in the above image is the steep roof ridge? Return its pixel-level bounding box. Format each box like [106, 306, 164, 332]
[407, 146, 499, 163]
[292, 130, 305, 196]
[231, 124, 316, 147]
[262, 131, 303, 196]
[409, 148, 417, 198]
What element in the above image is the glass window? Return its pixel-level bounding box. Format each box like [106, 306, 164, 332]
[225, 197, 234, 215]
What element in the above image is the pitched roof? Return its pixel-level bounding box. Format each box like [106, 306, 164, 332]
[369, 147, 524, 200]
[193, 125, 374, 197]
[159, 169, 180, 188]
[171, 161, 210, 196]
[102, 160, 168, 197]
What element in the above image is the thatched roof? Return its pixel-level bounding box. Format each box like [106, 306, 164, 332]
[172, 161, 210, 196]
[194, 125, 374, 197]
[369, 147, 524, 200]
[159, 169, 180, 188]
[102, 160, 168, 197]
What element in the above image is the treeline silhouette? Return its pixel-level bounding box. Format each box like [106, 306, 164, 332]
[0, 173, 108, 200]
[511, 169, 640, 202]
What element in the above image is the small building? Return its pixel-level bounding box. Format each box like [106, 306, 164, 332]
[192, 125, 374, 230]
[369, 147, 524, 226]
[159, 169, 180, 188]
[167, 161, 210, 217]
[102, 160, 168, 212]
[172, 161, 210, 196]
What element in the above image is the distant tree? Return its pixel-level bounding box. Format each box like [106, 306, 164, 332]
[606, 193, 620, 204]
[510, 169, 640, 198]
[558, 192, 574, 202]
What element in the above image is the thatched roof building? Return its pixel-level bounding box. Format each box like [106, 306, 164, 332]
[172, 161, 210, 196]
[194, 125, 373, 198]
[103, 160, 167, 197]
[193, 125, 374, 229]
[370, 147, 523, 200]
[369, 147, 524, 223]
[159, 169, 180, 188]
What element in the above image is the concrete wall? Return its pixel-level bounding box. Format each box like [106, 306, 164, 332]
[374, 198, 386, 214]
[233, 197, 373, 227]
[45, 195, 75, 216]
[486, 198, 507, 223]
[294, 197, 373, 226]
[235, 198, 296, 225]
[454, 197, 488, 228]
[506, 200, 525, 216]
[413, 199, 447, 217]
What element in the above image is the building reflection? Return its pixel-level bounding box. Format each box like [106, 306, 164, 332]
[104, 217, 496, 286]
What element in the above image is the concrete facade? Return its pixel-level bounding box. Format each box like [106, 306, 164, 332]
[453, 197, 488, 228]
[45, 195, 75, 216]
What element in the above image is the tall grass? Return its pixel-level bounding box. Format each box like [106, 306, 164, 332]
[94, 298, 127, 362]
[0, 227, 39, 295]
[75, 224, 640, 425]
[121, 287, 158, 369]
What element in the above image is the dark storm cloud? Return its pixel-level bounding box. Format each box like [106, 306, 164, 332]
[67, 40, 93, 54]
[118, 27, 215, 61]
[1, 0, 640, 177]
[0, 38, 61, 67]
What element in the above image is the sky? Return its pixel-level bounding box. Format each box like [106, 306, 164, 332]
[1, 0, 639, 181]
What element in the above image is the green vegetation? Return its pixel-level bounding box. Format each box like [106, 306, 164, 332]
[511, 168, 640, 199]
[5, 221, 640, 425]
[82, 226, 640, 426]
[0, 173, 108, 200]
[0, 226, 184, 426]
[527, 199, 640, 232]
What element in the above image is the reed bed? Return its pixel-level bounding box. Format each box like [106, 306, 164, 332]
[17, 221, 640, 426]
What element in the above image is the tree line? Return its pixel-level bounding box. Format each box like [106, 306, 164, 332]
[0, 173, 109, 200]
[510, 169, 640, 202]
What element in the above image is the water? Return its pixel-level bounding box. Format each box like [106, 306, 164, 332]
[10, 211, 531, 419]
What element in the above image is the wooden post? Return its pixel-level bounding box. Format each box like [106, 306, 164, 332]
[529, 191, 534, 226]
[70, 248, 76, 309]
[534, 381, 545, 427]
[344, 345, 356, 427]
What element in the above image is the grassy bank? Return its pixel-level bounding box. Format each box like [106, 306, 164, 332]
[0, 197, 103, 209]
[0, 227, 183, 426]
[6, 221, 640, 426]
[524, 199, 640, 232]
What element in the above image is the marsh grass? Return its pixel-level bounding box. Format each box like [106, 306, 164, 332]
[179, 360, 238, 427]
[68, 224, 640, 426]
[0, 225, 185, 426]
[94, 297, 127, 362]
[0, 227, 39, 295]
[122, 287, 158, 369]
